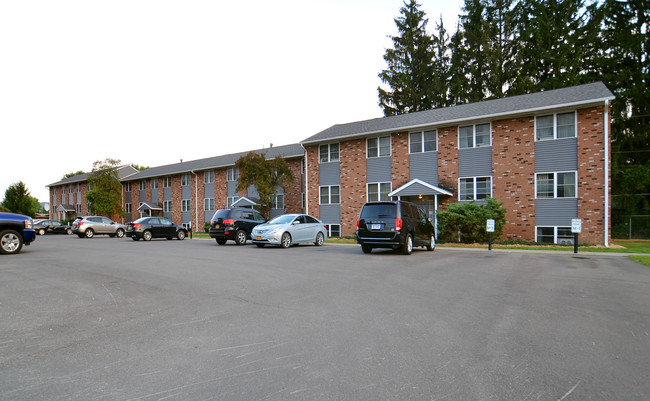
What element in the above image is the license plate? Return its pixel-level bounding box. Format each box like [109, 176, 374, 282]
[256, 236, 261, 240]
[371, 224, 381, 230]
[215, 225, 220, 228]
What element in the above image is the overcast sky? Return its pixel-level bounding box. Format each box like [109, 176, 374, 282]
[1, 0, 464, 202]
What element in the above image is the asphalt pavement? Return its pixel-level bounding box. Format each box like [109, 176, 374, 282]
[1, 235, 649, 400]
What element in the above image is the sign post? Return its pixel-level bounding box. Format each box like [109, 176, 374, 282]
[571, 219, 582, 254]
[486, 219, 495, 251]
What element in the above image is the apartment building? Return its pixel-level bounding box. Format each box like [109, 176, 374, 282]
[301, 82, 614, 245]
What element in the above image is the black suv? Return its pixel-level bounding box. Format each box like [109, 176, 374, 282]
[209, 208, 267, 245]
[356, 201, 435, 255]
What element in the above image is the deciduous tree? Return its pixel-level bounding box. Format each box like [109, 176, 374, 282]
[86, 159, 124, 218]
[235, 152, 294, 217]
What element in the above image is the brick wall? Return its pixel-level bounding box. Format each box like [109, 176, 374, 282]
[339, 139, 367, 236]
[195, 172, 205, 228]
[171, 175, 182, 225]
[131, 181, 140, 220]
[391, 132, 410, 190]
[305, 146, 320, 218]
[80, 183, 88, 216]
[284, 157, 304, 214]
[492, 117, 536, 241]
[577, 106, 609, 245]
[437, 126, 459, 210]
[215, 169, 227, 210]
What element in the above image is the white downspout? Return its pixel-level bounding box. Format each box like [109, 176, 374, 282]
[302, 146, 309, 215]
[191, 171, 198, 232]
[604, 100, 610, 247]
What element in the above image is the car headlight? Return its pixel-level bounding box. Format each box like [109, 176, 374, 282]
[25, 219, 33, 229]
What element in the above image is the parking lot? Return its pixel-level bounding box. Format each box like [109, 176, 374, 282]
[1, 235, 649, 400]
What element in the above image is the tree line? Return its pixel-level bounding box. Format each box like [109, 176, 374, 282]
[379, 0, 649, 220]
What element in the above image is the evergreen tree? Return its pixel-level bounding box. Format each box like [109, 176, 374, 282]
[448, 24, 471, 105]
[430, 16, 453, 107]
[378, 0, 437, 116]
[1, 182, 40, 217]
[86, 159, 124, 218]
[483, 0, 520, 98]
[235, 152, 294, 217]
[458, 0, 490, 102]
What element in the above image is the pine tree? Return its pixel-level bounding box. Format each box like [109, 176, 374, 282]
[483, 0, 520, 98]
[430, 16, 453, 107]
[1, 182, 40, 217]
[378, 0, 436, 116]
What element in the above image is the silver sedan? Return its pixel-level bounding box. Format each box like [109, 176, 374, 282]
[251, 214, 328, 248]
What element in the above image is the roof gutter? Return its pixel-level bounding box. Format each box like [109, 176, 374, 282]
[604, 100, 610, 247]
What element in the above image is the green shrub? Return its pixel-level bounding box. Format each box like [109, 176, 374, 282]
[204, 221, 210, 233]
[437, 197, 507, 243]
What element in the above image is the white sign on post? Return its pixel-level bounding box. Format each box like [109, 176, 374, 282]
[486, 219, 495, 233]
[571, 219, 582, 233]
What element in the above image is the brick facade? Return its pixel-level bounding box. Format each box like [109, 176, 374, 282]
[339, 139, 367, 236]
[391, 132, 410, 190]
[284, 157, 304, 214]
[437, 126, 459, 210]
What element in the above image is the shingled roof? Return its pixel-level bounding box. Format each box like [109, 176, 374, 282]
[123, 143, 304, 181]
[47, 165, 138, 187]
[301, 81, 614, 145]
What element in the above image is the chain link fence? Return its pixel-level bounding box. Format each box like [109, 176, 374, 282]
[612, 215, 650, 239]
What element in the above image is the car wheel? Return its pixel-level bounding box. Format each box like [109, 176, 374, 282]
[116, 228, 125, 238]
[177, 230, 186, 240]
[38, 228, 45, 236]
[216, 238, 227, 245]
[401, 233, 413, 255]
[314, 232, 324, 246]
[85, 228, 94, 238]
[0, 229, 23, 255]
[142, 230, 152, 241]
[132, 237, 139, 241]
[361, 244, 373, 254]
[426, 235, 436, 251]
[255, 243, 265, 248]
[234, 229, 247, 245]
[66, 228, 72, 235]
[280, 232, 291, 248]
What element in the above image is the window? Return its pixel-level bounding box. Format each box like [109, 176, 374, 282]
[367, 136, 391, 158]
[270, 194, 284, 209]
[181, 199, 191, 212]
[319, 143, 340, 163]
[163, 200, 172, 212]
[125, 203, 132, 213]
[367, 182, 392, 202]
[204, 170, 214, 184]
[76, 204, 81, 213]
[227, 195, 239, 207]
[536, 112, 576, 141]
[124, 182, 132, 192]
[320, 186, 340, 205]
[139, 180, 146, 191]
[459, 177, 492, 201]
[76, 183, 81, 192]
[227, 168, 239, 182]
[326, 224, 341, 237]
[536, 172, 576, 198]
[181, 174, 191, 186]
[151, 179, 158, 189]
[537, 227, 574, 244]
[163, 177, 171, 188]
[69, 185, 73, 194]
[409, 130, 437, 153]
[204, 198, 215, 211]
[459, 123, 491, 149]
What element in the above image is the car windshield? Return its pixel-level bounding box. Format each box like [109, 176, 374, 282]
[360, 204, 397, 219]
[268, 215, 296, 225]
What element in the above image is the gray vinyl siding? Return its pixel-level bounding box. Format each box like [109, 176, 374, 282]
[151, 188, 158, 202]
[367, 157, 392, 183]
[227, 181, 238, 196]
[182, 211, 191, 225]
[164, 187, 171, 201]
[319, 204, 341, 224]
[125, 191, 132, 203]
[319, 162, 341, 185]
[182, 185, 191, 200]
[535, 198, 578, 226]
[535, 138, 578, 172]
[459, 147, 492, 177]
[410, 152, 438, 185]
[164, 211, 172, 221]
[140, 190, 147, 203]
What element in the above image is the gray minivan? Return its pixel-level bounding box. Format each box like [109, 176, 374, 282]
[356, 201, 435, 255]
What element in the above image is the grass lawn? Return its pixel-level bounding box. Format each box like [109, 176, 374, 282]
[629, 255, 650, 267]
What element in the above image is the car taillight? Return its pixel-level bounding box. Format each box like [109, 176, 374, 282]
[395, 218, 403, 231]
[356, 219, 360, 230]
[224, 219, 235, 225]
[77, 222, 84, 226]
[133, 224, 142, 229]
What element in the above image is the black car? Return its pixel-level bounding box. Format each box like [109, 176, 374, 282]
[356, 201, 435, 255]
[126, 217, 187, 241]
[34, 219, 72, 235]
[209, 208, 267, 245]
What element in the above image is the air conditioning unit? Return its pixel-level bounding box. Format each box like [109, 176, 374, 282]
[558, 238, 574, 245]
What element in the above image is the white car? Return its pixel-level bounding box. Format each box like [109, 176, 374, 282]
[251, 214, 328, 248]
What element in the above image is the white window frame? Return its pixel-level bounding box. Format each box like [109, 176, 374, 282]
[319, 143, 340, 163]
[163, 200, 172, 212]
[124, 182, 132, 192]
[319, 185, 340, 205]
[139, 180, 146, 191]
[181, 199, 191, 212]
[326, 224, 341, 237]
[181, 174, 191, 186]
[151, 179, 158, 189]
[163, 177, 171, 188]
[458, 123, 491, 149]
[367, 136, 391, 158]
[204, 198, 215, 211]
[270, 193, 284, 209]
[535, 111, 577, 141]
[204, 170, 215, 184]
[409, 129, 438, 153]
[125, 203, 132, 213]
[535, 171, 578, 199]
[76, 183, 81, 193]
[227, 168, 239, 182]
[227, 195, 239, 207]
[458, 177, 492, 201]
[536, 226, 574, 244]
[367, 182, 392, 202]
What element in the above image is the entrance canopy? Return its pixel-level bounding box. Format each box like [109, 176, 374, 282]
[137, 202, 163, 212]
[56, 204, 75, 212]
[230, 196, 259, 208]
[389, 179, 453, 198]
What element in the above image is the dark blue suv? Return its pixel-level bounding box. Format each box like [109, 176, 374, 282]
[0, 212, 36, 255]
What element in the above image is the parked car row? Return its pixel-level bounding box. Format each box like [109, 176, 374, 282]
[4, 200, 436, 256]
